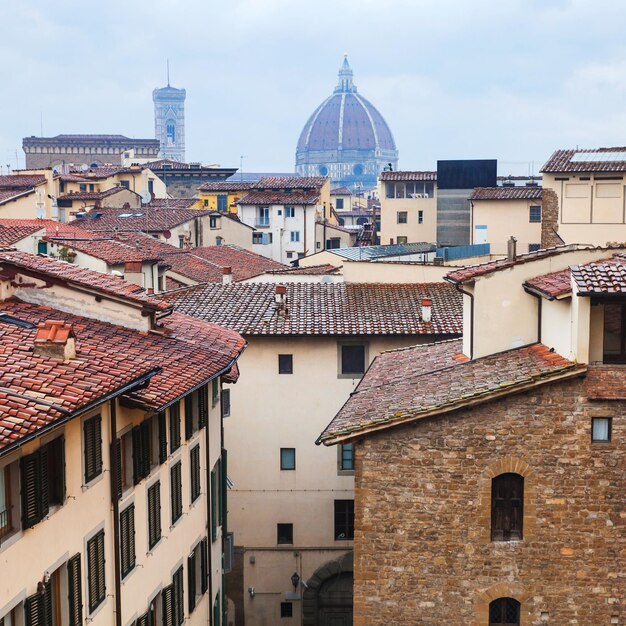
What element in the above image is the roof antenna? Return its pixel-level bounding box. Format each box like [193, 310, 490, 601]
[167, 59, 170, 87]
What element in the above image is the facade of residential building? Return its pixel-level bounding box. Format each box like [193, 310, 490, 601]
[196, 181, 254, 214]
[22, 135, 160, 169]
[542, 146, 626, 245]
[319, 244, 625, 625]
[0, 249, 245, 626]
[165, 282, 463, 626]
[470, 186, 543, 254]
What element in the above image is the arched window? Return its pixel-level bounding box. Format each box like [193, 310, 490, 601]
[166, 121, 176, 144]
[338, 218, 345, 226]
[489, 597, 520, 625]
[491, 473, 523, 541]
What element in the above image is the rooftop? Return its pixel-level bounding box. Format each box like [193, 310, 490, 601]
[44, 237, 163, 265]
[471, 187, 543, 201]
[144, 198, 198, 209]
[331, 186, 352, 195]
[58, 187, 132, 201]
[0, 223, 46, 245]
[317, 340, 584, 444]
[523, 268, 572, 299]
[0, 189, 36, 205]
[164, 282, 462, 336]
[198, 181, 255, 192]
[379, 171, 437, 182]
[267, 264, 341, 276]
[322, 242, 436, 261]
[0, 174, 47, 189]
[237, 190, 321, 206]
[0, 299, 244, 452]
[191, 245, 287, 281]
[571, 257, 626, 296]
[542, 147, 626, 173]
[70, 207, 211, 232]
[0, 219, 97, 239]
[254, 176, 327, 190]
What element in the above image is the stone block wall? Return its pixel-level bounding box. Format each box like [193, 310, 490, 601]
[353, 376, 623, 625]
[540, 188, 563, 248]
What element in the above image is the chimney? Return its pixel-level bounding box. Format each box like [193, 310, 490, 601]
[275, 284, 287, 312]
[421, 297, 433, 323]
[34, 320, 76, 360]
[222, 266, 233, 284]
[507, 236, 517, 261]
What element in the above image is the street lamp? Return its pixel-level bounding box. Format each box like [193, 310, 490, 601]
[291, 572, 300, 591]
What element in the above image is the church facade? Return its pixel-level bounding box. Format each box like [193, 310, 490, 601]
[295, 57, 399, 192]
[153, 80, 186, 162]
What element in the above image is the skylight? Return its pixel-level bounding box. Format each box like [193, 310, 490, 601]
[571, 151, 626, 163]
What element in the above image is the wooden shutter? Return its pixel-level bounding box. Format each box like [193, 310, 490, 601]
[112, 438, 122, 501]
[24, 586, 51, 626]
[39, 445, 51, 514]
[173, 566, 184, 625]
[132, 426, 142, 485]
[67, 552, 83, 626]
[120, 504, 136, 577]
[148, 481, 161, 549]
[84, 415, 102, 483]
[491, 474, 524, 541]
[169, 404, 181, 453]
[213, 591, 220, 626]
[210, 467, 217, 542]
[158, 412, 167, 464]
[172, 463, 183, 523]
[87, 530, 106, 612]
[198, 385, 208, 429]
[200, 538, 208, 594]
[188, 551, 196, 613]
[221, 449, 228, 533]
[20, 451, 45, 529]
[136, 612, 150, 626]
[221, 389, 230, 418]
[190, 445, 200, 503]
[161, 584, 174, 626]
[184, 396, 193, 440]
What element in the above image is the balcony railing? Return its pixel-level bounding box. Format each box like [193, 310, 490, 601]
[255, 219, 271, 229]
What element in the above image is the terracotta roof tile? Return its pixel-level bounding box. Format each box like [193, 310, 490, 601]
[317, 341, 584, 443]
[471, 187, 542, 201]
[191, 245, 287, 281]
[0, 218, 97, 239]
[0, 189, 35, 205]
[0, 223, 45, 245]
[0, 175, 47, 189]
[542, 147, 626, 173]
[164, 282, 462, 336]
[330, 186, 352, 195]
[571, 257, 626, 295]
[198, 181, 254, 192]
[254, 176, 327, 190]
[0, 300, 245, 451]
[524, 268, 572, 299]
[44, 237, 163, 265]
[268, 264, 340, 276]
[237, 190, 320, 205]
[145, 198, 198, 209]
[379, 171, 437, 181]
[58, 187, 130, 201]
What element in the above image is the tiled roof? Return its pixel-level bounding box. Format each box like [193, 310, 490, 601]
[571, 258, 626, 295]
[70, 207, 211, 232]
[254, 176, 327, 190]
[0, 175, 47, 189]
[331, 186, 352, 195]
[317, 341, 584, 444]
[166, 252, 223, 283]
[524, 268, 572, 299]
[445, 244, 583, 284]
[198, 181, 254, 192]
[67, 166, 130, 178]
[325, 242, 435, 261]
[379, 171, 437, 181]
[0, 249, 170, 311]
[0, 189, 36, 205]
[58, 188, 130, 201]
[237, 190, 320, 205]
[164, 282, 462, 336]
[0, 219, 97, 239]
[145, 198, 198, 209]
[191, 245, 287, 281]
[0, 300, 245, 451]
[318, 221, 355, 234]
[268, 264, 340, 276]
[0, 223, 45, 245]
[471, 187, 542, 201]
[541, 147, 626, 173]
[44, 237, 162, 265]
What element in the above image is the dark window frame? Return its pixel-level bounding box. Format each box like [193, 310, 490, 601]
[120, 504, 136, 578]
[170, 462, 183, 526]
[278, 354, 293, 375]
[280, 602, 293, 618]
[591, 417, 612, 443]
[334, 499, 354, 540]
[489, 597, 521, 625]
[529, 205, 542, 223]
[491, 473, 524, 542]
[277, 523, 293, 545]
[397, 211, 408, 224]
[338, 443, 354, 472]
[170, 403, 181, 454]
[147, 480, 162, 550]
[190, 445, 201, 503]
[280, 448, 296, 471]
[338, 342, 368, 378]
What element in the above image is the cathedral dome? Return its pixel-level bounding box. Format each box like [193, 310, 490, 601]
[295, 57, 398, 190]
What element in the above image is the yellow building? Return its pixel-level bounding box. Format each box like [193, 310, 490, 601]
[196, 181, 255, 213]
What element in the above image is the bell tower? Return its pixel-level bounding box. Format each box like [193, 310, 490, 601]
[153, 63, 186, 162]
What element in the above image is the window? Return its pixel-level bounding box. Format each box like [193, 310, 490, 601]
[203, 199, 209, 207]
[339, 343, 367, 377]
[184, 393, 198, 440]
[120, 180, 130, 189]
[528, 243, 541, 252]
[290, 231, 300, 242]
[286, 251, 293, 259]
[171, 462, 183, 525]
[0, 461, 17, 540]
[132, 421, 152, 484]
[339, 444, 354, 471]
[603, 302, 626, 363]
[280, 448, 296, 470]
[147, 481, 161, 549]
[335, 198, 344, 210]
[397, 236, 408, 244]
[190, 445, 201, 503]
[212, 379, 219, 408]
[281, 602, 293, 617]
[222, 389, 231, 418]
[20, 435, 65, 529]
[166, 122, 176, 144]
[491, 473, 524, 541]
[170, 403, 181, 453]
[148, 180, 154, 195]
[67, 552, 83, 626]
[278, 354, 293, 374]
[84, 415, 102, 483]
[171, 565, 184, 625]
[277, 523, 293, 544]
[87, 529, 106, 613]
[397, 211, 407, 224]
[210, 216, 218, 229]
[89, 184, 95, 192]
[179, 235, 185, 249]
[217, 195, 227, 211]
[120, 504, 136, 578]
[334, 499, 354, 540]
[253, 232, 272, 245]
[592, 417, 612, 442]
[418, 210, 423, 224]
[188, 539, 208, 613]
[79, 184, 87, 192]
[489, 597, 520, 625]
[326, 237, 341, 249]
[529, 205, 542, 223]
[285, 206, 295, 218]
[257, 206, 270, 227]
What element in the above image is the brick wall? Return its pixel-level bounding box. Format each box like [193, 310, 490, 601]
[354, 376, 623, 625]
[540, 188, 563, 248]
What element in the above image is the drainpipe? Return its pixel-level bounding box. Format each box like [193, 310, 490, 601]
[205, 389, 214, 626]
[109, 399, 122, 626]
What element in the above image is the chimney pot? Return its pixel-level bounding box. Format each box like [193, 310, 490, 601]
[507, 236, 517, 261]
[275, 284, 287, 307]
[421, 297, 432, 323]
[222, 266, 233, 284]
[34, 320, 76, 360]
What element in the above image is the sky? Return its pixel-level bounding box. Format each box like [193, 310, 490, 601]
[1, 0, 626, 176]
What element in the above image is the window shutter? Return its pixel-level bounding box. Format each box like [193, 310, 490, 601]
[190, 445, 200, 503]
[158, 412, 167, 464]
[57, 435, 66, 503]
[136, 612, 150, 626]
[112, 438, 122, 501]
[198, 387, 208, 429]
[491, 473, 524, 541]
[210, 467, 217, 542]
[217, 457, 223, 526]
[24, 590, 44, 626]
[173, 566, 184, 625]
[84, 415, 102, 483]
[67, 552, 83, 626]
[184, 396, 193, 440]
[221, 389, 230, 418]
[169, 404, 181, 453]
[200, 538, 208, 594]
[20, 452, 44, 529]
[87, 530, 106, 613]
[38, 445, 50, 516]
[132, 426, 142, 485]
[161, 585, 174, 626]
[120, 504, 136, 577]
[171, 463, 182, 524]
[188, 552, 196, 613]
[148, 481, 161, 550]
[221, 449, 228, 533]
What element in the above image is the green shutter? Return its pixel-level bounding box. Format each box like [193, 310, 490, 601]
[213, 592, 220, 626]
[158, 412, 167, 464]
[161, 585, 174, 626]
[84, 415, 102, 483]
[87, 529, 106, 613]
[169, 404, 181, 453]
[67, 552, 83, 626]
[212, 379, 219, 407]
[173, 566, 184, 625]
[198, 386, 208, 430]
[200, 538, 208, 594]
[217, 458, 223, 526]
[120, 504, 136, 577]
[148, 481, 161, 550]
[113, 438, 123, 501]
[20, 452, 43, 529]
[221, 449, 228, 533]
[210, 467, 217, 542]
[171, 463, 182, 524]
[190, 445, 200, 503]
[188, 551, 196, 613]
[38, 445, 50, 514]
[132, 426, 141, 485]
[184, 396, 193, 440]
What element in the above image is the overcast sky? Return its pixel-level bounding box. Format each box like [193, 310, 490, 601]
[1, 0, 626, 175]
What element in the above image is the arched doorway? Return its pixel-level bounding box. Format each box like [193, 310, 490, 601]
[303, 552, 353, 626]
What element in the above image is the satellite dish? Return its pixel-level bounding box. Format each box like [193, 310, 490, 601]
[140, 189, 152, 204]
[80, 164, 89, 172]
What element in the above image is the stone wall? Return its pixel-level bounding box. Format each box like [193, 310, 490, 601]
[353, 376, 623, 625]
[540, 188, 563, 248]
